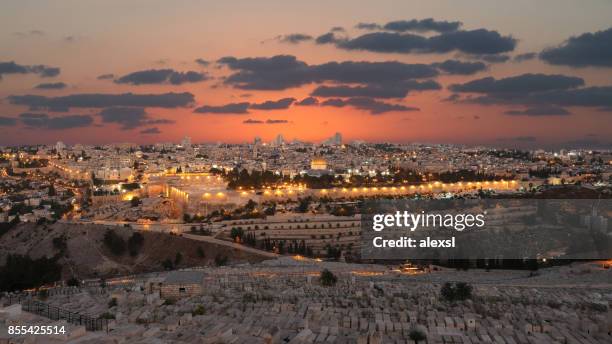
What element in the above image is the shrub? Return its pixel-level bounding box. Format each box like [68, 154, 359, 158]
[192, 305, 206, 316]
[320, 269, 337, 286]
[440, 281, 473, 302]
[408, 327, 427, 343]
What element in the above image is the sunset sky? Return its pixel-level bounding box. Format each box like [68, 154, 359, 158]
[1, 0, 611, 148]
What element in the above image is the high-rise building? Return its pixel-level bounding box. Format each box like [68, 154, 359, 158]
[333, 132, 342, 145]
[272, 134, 284, 147]
[322, 132, 342, 146]
[181, 136, 192, 149]
[55, 141, 66, 153]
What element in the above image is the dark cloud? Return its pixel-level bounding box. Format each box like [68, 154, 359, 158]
[218, 55, 438, 90]
[19, 113, 93, 130]
[28, 65, 60, 78]
[194, 102, 250, 114]
[513, 52, 537, 62]
[9, 92, 195, 110]
[296, 97, 319, 106]
[315, 32, 339, 45]
[474, 54, 510, 63]
[140, 127, 161, 134]
[564, 138, 609, 149]
[99, 107, 147, 129]
[442, 93, 461, 102]
[266, 119, 288, 124]
[98, 107, 175, 130]
[195, 58, 210, 67]
[13, 30, 45, 38]
[0, 117, 17, 126]
[115, 69, 208, 85]
[449, 73, 584, 95]
[250, 97, 295, 110]
[450, 74, 612, 109]
[330, 27, 345, 32]
[0, 61, 60, 79]
[337, 29, 516, 55]
[497, 136, 537, 142]
[218, 55, 310, 90]
[279, 33, 313, 44]
[321, 98, 347, 107]
[504, 106, 571, 116]
[242, 118, 289, 125]
[431, 60, 487, 75]
[311, 80, 440, 99]
[321, 97, 419, 114]
[382, 18, 462, 33]
[97, 74, 114, 80]
[34, 82, 67, 90]
[528, 86, 612, 108]
[355, 23, 381, 30]
[540, 27, 612, 67]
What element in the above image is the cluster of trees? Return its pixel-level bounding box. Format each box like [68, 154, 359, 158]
[440, 282, 473, 302]
[319, 269, 337, 286]
[162, 252, 183, 270]
[17, 159, 48, 168]
[256, 237, 314, 256]
[103, 230, 145, 257]
[0, 215, 21, 237]
[225, 168, 285, 189]
[0, 254, 62, 292]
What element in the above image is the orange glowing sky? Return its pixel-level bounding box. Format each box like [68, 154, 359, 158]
[1, 0, 611, 149]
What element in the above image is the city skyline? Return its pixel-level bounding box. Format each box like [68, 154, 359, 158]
[1, 0, 612, 148]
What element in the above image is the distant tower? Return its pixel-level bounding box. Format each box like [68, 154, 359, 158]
[182, 136, 192, 149]
[333, 132, 342, 145]
[254, 136, 262, 145]
[55, 141, 66, 153]
[273, 134, 285, 147]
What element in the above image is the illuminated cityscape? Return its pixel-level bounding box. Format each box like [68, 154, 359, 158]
[1, 1, 612, 343]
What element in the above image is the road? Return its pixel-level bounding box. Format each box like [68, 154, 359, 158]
[182, 233, 279, 258]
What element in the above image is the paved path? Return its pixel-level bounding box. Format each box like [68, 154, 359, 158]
[182, 233, 279, 258]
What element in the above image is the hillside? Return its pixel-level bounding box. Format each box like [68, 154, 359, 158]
[0, 222, 266, 282]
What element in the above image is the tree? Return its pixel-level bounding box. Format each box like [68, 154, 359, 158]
[454, 282, 473, 301]
[230, 227, 244, 241]
[127, 232, 145, 256]
[440, 282, 455, 302]
[320, 269, 337, 286]
[103, 230, 126, 255]
[441, 281, 472, 302]
[162, 258, 174, 270]
[174, 252, 183, 266]
[48, 184, 56, 196]
[215, 254, 228, 266]
[408, 328, 427, 344]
